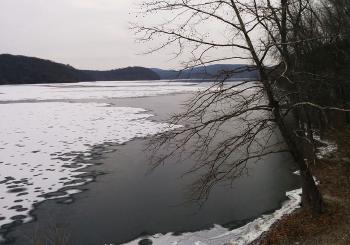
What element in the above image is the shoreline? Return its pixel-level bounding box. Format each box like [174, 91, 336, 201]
[258, 128, 350, 244]
[124, 187, 302, 245]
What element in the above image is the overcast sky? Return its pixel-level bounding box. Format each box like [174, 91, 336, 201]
[0, 0, 182, 70]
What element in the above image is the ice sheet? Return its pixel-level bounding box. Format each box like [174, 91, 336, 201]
[0, 81, 203, 101]
[0, 102, 176, 229]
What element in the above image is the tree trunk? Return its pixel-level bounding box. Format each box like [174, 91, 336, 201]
[305, 107, 316, 164]
[281, 0, 289, 62]
[276, 109, 325, 213]
[301, 167, 325, 213]
[230, 0, 325, 214]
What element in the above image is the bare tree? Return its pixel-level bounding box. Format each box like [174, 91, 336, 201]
[135, 0, 350, 213]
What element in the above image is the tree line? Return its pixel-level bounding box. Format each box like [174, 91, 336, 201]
[0, 54, 160, 84]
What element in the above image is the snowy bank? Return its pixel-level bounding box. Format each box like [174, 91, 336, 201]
[125, 188, 302, 245]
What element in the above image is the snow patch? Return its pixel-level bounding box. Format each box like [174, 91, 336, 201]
[313, 135, 337, 159]
[293, 170, 300, 176]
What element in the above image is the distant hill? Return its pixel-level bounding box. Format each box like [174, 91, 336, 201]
[152, 64, 259, 80]
[0, 54, 259, 85]
[151, 68, 179, 80]
[0, 54, 160, 85]
[81, 68, 159, 82]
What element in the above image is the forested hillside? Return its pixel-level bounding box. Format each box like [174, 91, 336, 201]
[0, 54, 160, 84]
[152, 64, 259, 80]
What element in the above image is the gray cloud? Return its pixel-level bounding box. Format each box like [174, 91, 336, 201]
[0, 0, 248, 70]
[0, 0, 179, 70]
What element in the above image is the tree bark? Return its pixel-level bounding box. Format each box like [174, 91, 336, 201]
[230, 0, 324, 213]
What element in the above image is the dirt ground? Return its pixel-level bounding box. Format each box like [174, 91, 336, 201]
[259, 127, 350, 245]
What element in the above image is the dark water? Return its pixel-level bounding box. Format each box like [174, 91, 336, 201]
[4, 94, 300, 245]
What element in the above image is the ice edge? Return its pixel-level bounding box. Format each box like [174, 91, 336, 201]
[125, 187, 302, 245]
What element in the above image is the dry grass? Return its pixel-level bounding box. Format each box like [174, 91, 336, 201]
[260, 127, 350, 245]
